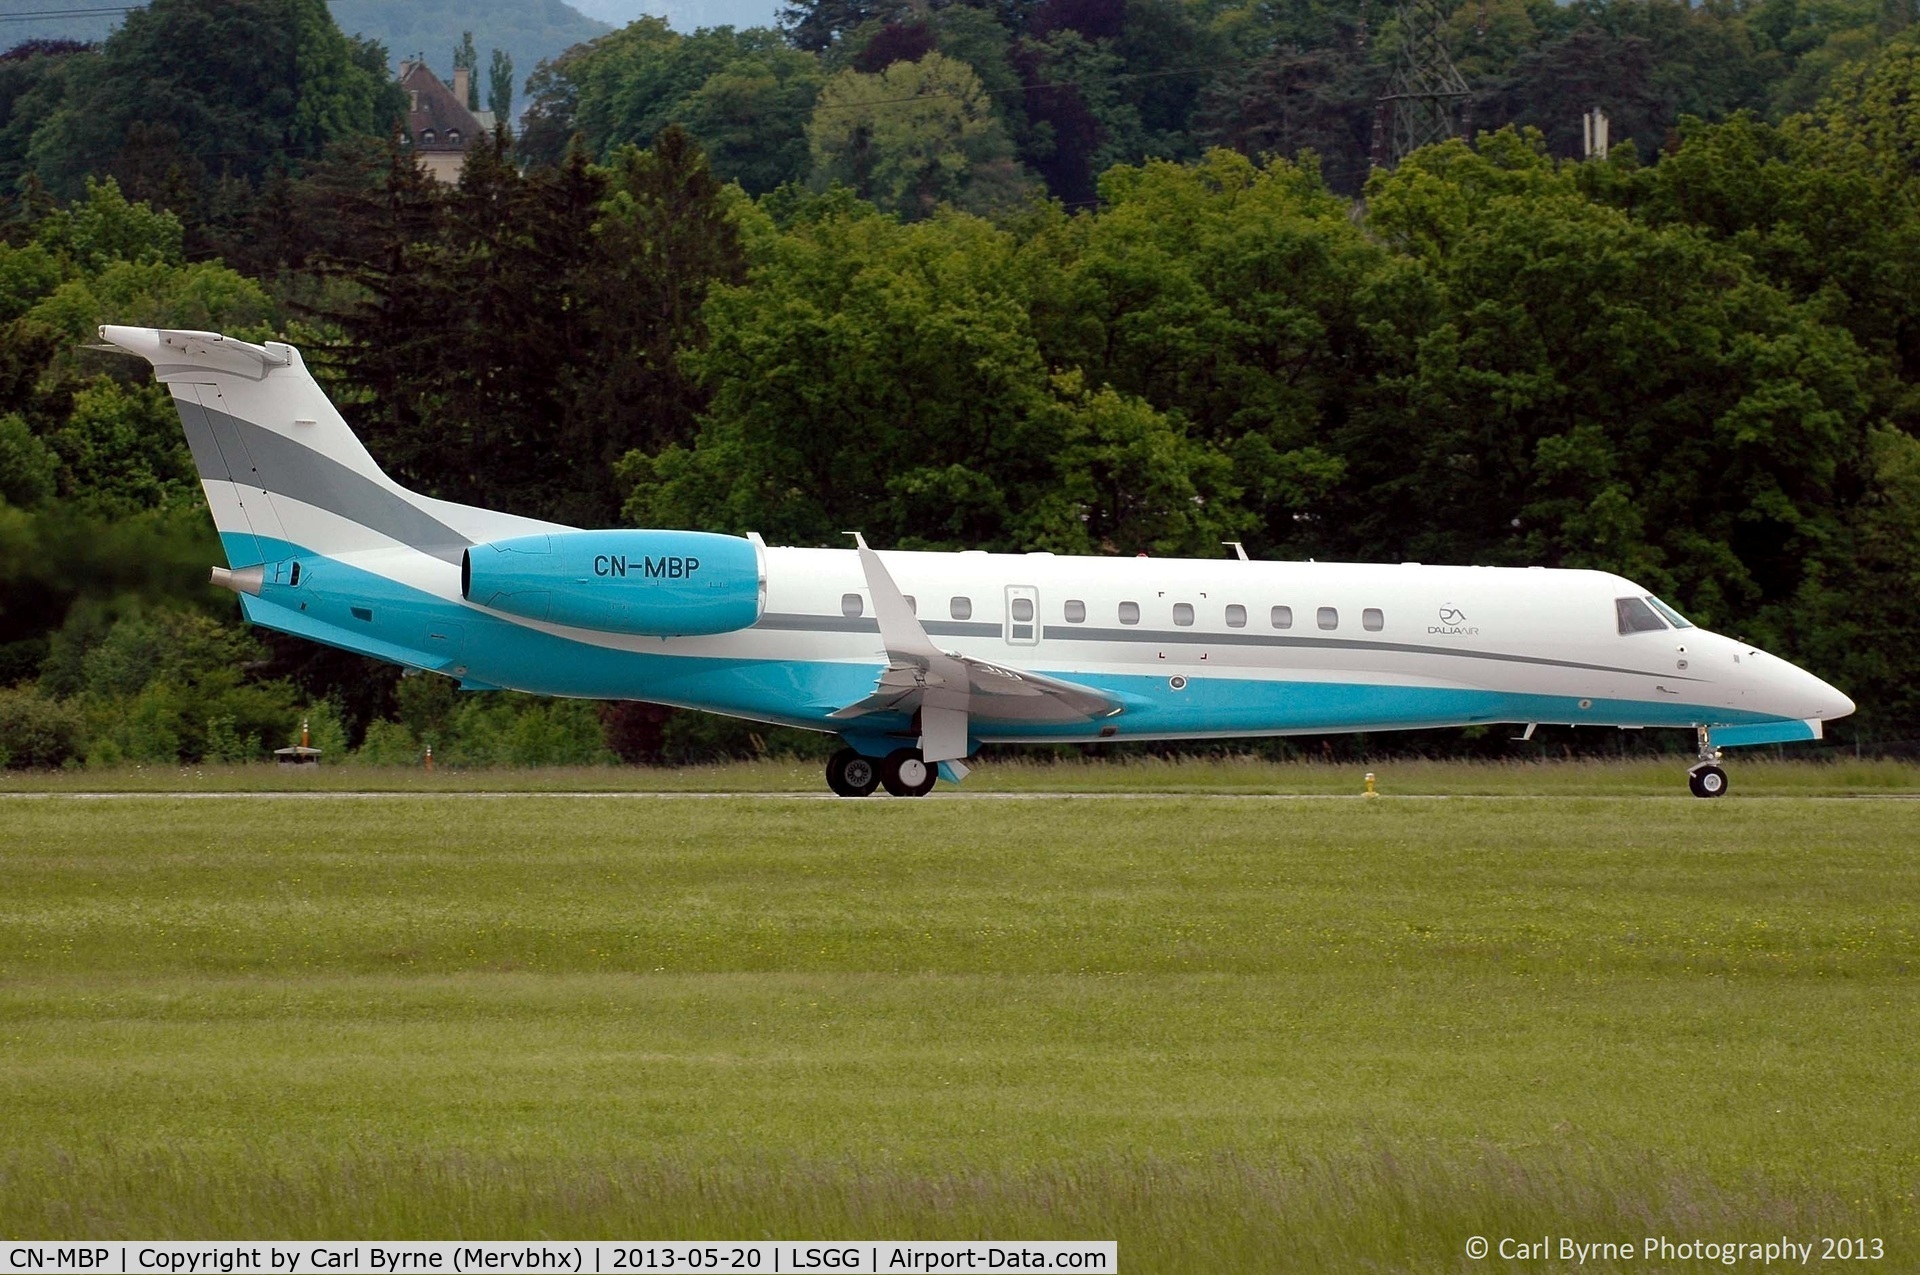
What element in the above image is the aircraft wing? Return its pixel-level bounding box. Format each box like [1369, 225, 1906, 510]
[829, 535, 1123, 763]
[829, 653, 1122, 721]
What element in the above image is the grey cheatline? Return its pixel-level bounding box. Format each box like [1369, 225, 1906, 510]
[99, 323, 1857, 800]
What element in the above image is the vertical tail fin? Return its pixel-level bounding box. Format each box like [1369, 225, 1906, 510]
[101, 326, 562, 568]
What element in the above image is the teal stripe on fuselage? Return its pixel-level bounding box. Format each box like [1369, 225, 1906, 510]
[227, 536, 1806, 743]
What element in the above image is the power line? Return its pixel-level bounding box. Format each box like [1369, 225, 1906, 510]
[0, 6, 135, 21]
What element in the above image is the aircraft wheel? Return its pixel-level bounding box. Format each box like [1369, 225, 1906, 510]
[1688, 763, 1729, 799]
[826, 747, 880, 797]
[880, 748, 937, 798]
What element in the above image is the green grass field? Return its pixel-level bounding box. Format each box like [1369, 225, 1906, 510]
[2, 769, 1917, 1270]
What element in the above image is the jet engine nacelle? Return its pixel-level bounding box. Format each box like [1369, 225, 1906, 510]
[462, 530, 764, 636]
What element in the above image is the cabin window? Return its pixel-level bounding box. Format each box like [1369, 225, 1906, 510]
[1362, 607, 1384, 631]
[951, 596, 972, 620]
[842, 593, 864, 618]
[1119, 601, 1140, 625]
[1616, 596, 1667, 634]
[1064, 599, 1086, 623]
[1317, 606, 1339, 630]
[1271, 605, 1293, 629]
[1645, 596, 1694, 629]
[1011, 597, 1034, 622]
[1172, 603, 1194, 626]
[1225, 604, 1246, 628]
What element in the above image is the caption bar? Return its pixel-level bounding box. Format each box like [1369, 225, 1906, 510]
[3, 1244, 1116, 1275]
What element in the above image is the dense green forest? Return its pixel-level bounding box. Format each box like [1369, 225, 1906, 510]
[3, 0, 1919, 767]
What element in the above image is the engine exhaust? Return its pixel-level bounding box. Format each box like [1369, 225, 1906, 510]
[210, 564, 264, 596]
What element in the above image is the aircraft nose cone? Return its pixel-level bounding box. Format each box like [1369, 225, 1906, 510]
[1783, 660, 1854, 722]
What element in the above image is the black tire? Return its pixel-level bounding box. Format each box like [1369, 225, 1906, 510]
[880, 747, 937, 797]
[1688, 763, 1728, 799]
[826, 747, 880, 797]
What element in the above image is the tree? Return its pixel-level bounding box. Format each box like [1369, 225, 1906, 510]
[26, 0, 404, 201]
[1009, 29, 1139, 206]
[1482, 23, 1672, 159]
[1801, 35, 1920, 193]
[571, 126, 745, 519]
[0, 413, 57, 508]
[331, 131, 605, 521]
[1197, 47, 1377, 195]
[321, 126, 747, 527]
[1624, 113, 1920, 391]
[1025, 149, 1381, 548]
[0, 40, 87, 198]
[807, 52, 1029, 218]
[675, 45, 824, 195]
[1026, 374, 1251, 555]
[779, 0, 909, 53]
[453, 30, 480, 110]
[1347, 130, 1874, 637]
[627, 199, 1061, 547]
[488, 47, 515, 122]
[518, 20, 822, 194]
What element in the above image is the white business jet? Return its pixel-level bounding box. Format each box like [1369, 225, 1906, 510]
[100, 325, 1854, 797]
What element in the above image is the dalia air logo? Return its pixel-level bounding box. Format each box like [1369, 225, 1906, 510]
[1429, 605, 1478, 636]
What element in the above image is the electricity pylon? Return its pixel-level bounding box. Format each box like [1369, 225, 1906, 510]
[1368, 0, 1472, 169]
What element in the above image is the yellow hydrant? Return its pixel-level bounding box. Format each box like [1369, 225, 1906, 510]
[1364, 771, 1378, 799]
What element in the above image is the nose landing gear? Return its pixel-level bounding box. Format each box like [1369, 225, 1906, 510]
[1688, 727, 1729, 798]
[1688, 763, 1728, 798]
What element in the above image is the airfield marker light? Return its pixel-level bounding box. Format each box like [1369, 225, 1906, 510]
[425, 744, 433, 772]
[1364, 771, 1378, 799]
[301, 718, 310, 749]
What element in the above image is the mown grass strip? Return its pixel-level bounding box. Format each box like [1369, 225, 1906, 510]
[1, 795, 1915, 1269]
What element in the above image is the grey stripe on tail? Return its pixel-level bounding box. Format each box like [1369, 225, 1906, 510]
[171, 394, 470, 563]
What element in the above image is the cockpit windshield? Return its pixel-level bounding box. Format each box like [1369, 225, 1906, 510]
[1616, 596, 1667, 634]
[1644, 596, 1694, 629]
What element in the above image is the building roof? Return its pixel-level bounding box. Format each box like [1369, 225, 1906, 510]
[398, 59, 484, 153]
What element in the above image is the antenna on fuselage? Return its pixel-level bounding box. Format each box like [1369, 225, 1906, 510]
[1223, 542, 1251, 561]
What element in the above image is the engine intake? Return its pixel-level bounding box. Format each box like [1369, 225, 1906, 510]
[462, 530, 764, 637]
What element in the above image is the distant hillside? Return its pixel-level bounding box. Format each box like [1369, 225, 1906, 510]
[0, 0, 611, 118]
[0, 0, 118, 45]
[571, 0, 783, 30]
[329, 0, 610, 116]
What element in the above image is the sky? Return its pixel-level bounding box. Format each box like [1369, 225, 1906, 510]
[570, 0, 787, 30]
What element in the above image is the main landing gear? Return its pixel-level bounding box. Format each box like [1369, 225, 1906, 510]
[825, 746, 938, 798]
[1688, 726, 1729, 799]
[825, 747, 879, 797]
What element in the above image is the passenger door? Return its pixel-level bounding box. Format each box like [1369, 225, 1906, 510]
[1005, 585, 1039, 646]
